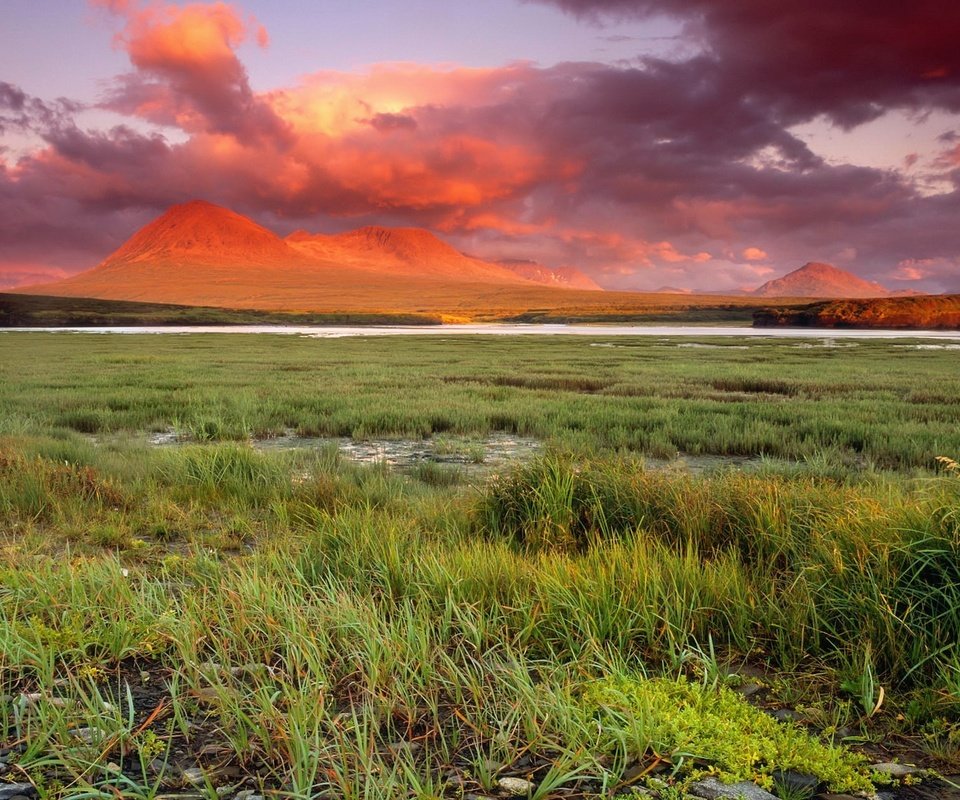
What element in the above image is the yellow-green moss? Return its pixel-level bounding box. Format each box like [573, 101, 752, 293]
[582, 675, 875, 794]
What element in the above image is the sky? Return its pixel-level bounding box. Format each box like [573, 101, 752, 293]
[1, 0, 959, 293]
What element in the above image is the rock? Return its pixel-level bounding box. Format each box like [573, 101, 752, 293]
[768, 708, 803, 723]
[497, 777, 536, 795]
[736, 683, 764, 699]
[19, 693, 73, 708]
[817, 794, 863, 800]
[871, 762, 924, 779]
[148, 758, 169, 775]
[688, 777, 779, 800]
[773, 770, 822, 796]
[70, 726, 106, 744]
[388, 740, 422, 756]
[182, 767, 207, 787]
[816, 795, 861, 800]
[232, 792, 264, 800]
[0, 785, 37, 800]
[189, 687, 222, 706]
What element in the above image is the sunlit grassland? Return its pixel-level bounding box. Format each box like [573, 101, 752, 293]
[1, 333, 959, 798]
[1, 333, 959, 467]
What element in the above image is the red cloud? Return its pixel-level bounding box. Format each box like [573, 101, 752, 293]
[98, 0, 288, 143]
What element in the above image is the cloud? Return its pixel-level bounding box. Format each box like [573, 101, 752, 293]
[97, 0, 289, 144]
[529, 0, 960, 127]
[0, 82, 82, 136]
[3, 1, 960, 293]
[742, 247, 768, 261]
[889, 257, 960, 292]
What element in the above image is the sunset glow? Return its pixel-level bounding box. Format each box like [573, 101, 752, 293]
[2, 0, 959, 293]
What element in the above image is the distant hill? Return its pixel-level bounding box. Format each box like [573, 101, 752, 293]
[753, 295, 960, 329]
[754, 262, 891, 298]
[494, 259, 603, 291]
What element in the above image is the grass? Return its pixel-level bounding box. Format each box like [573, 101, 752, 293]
[2, 332, 960, 798]
[1, 333, 959, 468]
[0, 293, 445, 327]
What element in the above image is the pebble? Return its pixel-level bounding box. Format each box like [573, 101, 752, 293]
[769, 708, 803, 723]
[388, 740, 422, 756]
[155, 794, 205, 800]
[817, 795, 861, 800]
[688, 777, 779, 800]
[70, 726, 106, 744]
[871, 762, 924, 778]
[182, 767, 208, 786]
[19, 693, 73, 708]
[497, 777, 536, 795]
[0, 785, 37, 800]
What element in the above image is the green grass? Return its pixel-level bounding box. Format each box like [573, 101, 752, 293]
[2, 333, 960, 799]
[1, 333, 959, 467]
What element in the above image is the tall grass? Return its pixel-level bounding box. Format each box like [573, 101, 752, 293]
[2, 334, 960, 796]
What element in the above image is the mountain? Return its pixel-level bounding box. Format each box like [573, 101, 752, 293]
[494, 259, 603, 291]
[20, 201, 320, 304]
[286, 226, 530, 284]
[754, 262, 890, 298]
[18, 201, 576, 308]
[98, 200, 298, 267]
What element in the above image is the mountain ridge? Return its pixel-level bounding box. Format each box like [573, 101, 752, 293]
[753, 261, 891, 298]
[18, 200, 588, 305]
[494, 259, 602, 291]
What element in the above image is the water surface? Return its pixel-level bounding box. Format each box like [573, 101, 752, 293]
[6, 323, 960, 339]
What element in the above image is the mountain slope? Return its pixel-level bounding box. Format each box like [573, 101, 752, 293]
[97, 200, 300, 267]
[754, 262, 890, 298]
[495, 259, 603, 291]
[286, 226, 531, 284]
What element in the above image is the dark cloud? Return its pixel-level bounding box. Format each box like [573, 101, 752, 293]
[364, 112, 419, 132]
[0, 82, 82, 136]
[531, 0, 960, 127]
